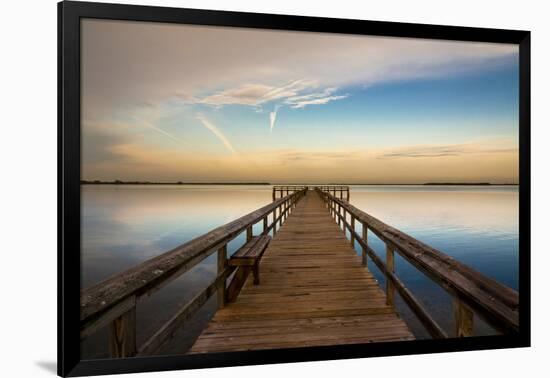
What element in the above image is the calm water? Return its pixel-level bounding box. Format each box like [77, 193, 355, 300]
[80, 185, 518, 358]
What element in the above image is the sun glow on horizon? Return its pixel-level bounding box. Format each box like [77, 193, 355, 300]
[81, 20, 519, 184]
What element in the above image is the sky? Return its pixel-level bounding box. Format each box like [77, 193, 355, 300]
[81, 19, 519, 184]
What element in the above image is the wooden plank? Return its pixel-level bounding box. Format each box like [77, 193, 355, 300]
[109, 307, 136, 358]
[454, 298, 474, 337]
[137, 269, 232, 356]
[362, 224, 368, 266]
[226, 266, 252, 303]
[246, 225, 253, 242]
[358, 241, 448, 338]
[386, 245, 395, 307]
[217, 245, 227, 308]
[324, 190, 519, 333]
[81, 189, 306, 331]
[189, 190, 413, 354]
[80, 295, 136, 341]
[229, 236, 271, 263]
[332, 205, 448, 338]
[350, 215, 355, 247]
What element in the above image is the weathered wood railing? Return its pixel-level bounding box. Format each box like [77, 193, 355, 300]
[80, 187, 308, 358]
[315, 187, 519, 338]
[317, 185, 350, 201]
[272, 185, 308, 200]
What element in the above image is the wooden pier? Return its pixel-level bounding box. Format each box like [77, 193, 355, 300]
[80, 186, 519, 359]
[190, 190, 412, 353]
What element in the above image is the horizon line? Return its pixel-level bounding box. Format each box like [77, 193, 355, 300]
[80, 179, 519, 186]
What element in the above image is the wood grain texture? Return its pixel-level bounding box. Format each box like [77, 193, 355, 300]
[453, 298, 474, 337]
[80, 190, 306, 334]
[189, 191, 413, 354]
[109, 307, 136, 358]
[229, 235, 271, 265]
[318, 189, 519, 333]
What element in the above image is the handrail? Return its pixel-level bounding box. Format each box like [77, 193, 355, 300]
[272, 185, 308, 200]
[80, 188, 308, 357]
[314, 187, 518, 337]
[317, 185, 350, 201]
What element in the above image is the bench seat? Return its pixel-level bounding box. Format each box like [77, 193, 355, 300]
[228, 235, 271, 284]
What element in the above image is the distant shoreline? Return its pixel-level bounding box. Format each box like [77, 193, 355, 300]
[80, 180, 271, 185]
[80, 180, 518, 186]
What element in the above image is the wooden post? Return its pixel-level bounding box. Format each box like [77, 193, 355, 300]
[246, 225, 253, 242]
[279, 205, 283, 226]
[386, 245, 395, 307]
[217, 244, 227, 308]
[343, 209, 347, 232]
[338, 204, 342, 226]
[350, 215, 355, 247]
[453, 299, 474, 337]
[286, 199, 289, 218]
[263, 216, 268, 232]
[285, 199, 290, 220]
[109, 307, 137, 358]
[273, 209, 277, 234]
[362, 223, 368, 267]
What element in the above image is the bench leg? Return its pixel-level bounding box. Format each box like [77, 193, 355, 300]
[253, 262, 260, 285]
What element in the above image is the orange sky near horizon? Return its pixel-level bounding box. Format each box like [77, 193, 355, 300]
[80, 20, 519, 184]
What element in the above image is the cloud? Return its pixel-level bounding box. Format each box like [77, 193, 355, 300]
[287, 95, 349, 109]
[195, 113, 236, 153]
[283, 86, 349, 109]
[81, 122, 132, 164]
[377, 144, 518, 159]
[189, 79, 328, 109]
[81, 19, 517, 121]
[259, 79, 316, 103]
[198, 84, 274, 107]
[274, 149, 362, 163]
[182, 79, 348, 131]
[82, 140, 518, 184]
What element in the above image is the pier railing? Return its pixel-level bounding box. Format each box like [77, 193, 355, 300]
[317, 185, 350, 201]
[272, 185, 308, 200]
[80, 187, 308, 358]
[315, 187, 519, 338]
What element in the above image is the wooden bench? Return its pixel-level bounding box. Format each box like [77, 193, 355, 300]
[228, 235, 271, 285]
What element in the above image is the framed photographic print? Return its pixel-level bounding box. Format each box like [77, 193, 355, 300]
[58, 1, 530, 376]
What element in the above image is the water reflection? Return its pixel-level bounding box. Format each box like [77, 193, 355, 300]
[80, 185, 518, 358]
[81, 185, 273, 287]
[348, 186, 518, 289]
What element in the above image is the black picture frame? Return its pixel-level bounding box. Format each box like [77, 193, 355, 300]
[58, 1, 531, 376]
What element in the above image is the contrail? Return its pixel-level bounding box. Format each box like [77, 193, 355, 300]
[132, 115, 189, 146]
[270, 105, 281, 133]
[141, 120, 189, 145]
[196, 113, 236, 154]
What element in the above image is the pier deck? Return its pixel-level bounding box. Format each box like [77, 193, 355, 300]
[189, 191, 414, 353]
[80, 186, 518, 358]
